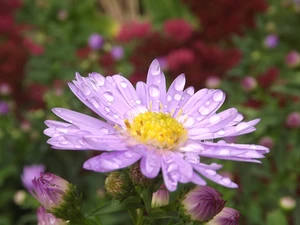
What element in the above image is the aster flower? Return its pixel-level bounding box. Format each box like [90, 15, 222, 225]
[44, 59, 269, 191]
[37, 206, 66, 225]
[21, 164, 45, 190]
[181, 186, 225, 222]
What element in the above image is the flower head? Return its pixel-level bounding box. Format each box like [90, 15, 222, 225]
[30, 173, 69, 211]
[181, 186, 226, 222]
[37, 206, 66, 225]
[264, 34, 278, 48]
[44, 59, 269, 191]
[285, 51, 300, 68]
[21, 164, 45, 190]
[206, 207, 240, 225]
[110, 46, 124, 60]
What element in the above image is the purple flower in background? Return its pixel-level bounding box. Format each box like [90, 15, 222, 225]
[206, 207, 240, 225]
[44, 59, 269, 191]
[264, 34, 278, 48]
[30, 173, 69, 211]
[88, 33, 104, 50]
[21, 164, 45, 190]
[110, 46, 124, 60]
[0, 101, 9, 115]
[37, 206, 66, 225]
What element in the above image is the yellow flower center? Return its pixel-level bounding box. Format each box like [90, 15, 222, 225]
[125, 111, 188, 150]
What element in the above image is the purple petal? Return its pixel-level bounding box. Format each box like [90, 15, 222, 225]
[140, 150, 161, 178]
[192, 163, 238, 188]
[163, 74, 186, 113]
[146, 60, 167, 111]
[83, 150, 143, 172]
[136, 81, 147, 105]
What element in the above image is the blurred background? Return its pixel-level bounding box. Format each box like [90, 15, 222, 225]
[1, 0, 300, 224]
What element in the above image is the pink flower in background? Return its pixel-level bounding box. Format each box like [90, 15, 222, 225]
[166, 48, 195, 71]
[117, 21, 151, 42]
[241, 76, 257, 91]
[285, 50, 300, 68]
[264, 34, 278, 48]
[110, 46, 124, 60]
[286, 112, 300, 128]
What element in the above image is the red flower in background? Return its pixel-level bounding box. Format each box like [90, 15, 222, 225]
[181, 0, 267, 42]
[163, 19, 193, 42]
[257, 67, 279, 88]
[116, 21, 152, 43]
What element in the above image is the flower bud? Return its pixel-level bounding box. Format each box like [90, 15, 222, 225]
[151, 185, 169, 208]
[30, 173, 69, 211]
[259, 136, 274, 149]
[181, 186, 226, 222]
[129, 163, 154, 188]
[37, 206, 66, 225]
[110, 46, 124, 60]
[105, 171, 133, 200]
[279, 196, 296, 211]
[206, 207, 240, 225]
[21, 164, 45, 190]
[205, 76, 221, 89]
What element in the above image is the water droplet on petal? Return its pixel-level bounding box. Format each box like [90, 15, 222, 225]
[150, 61, 161, 76]
[90, 97, 100, 108]
[217, 129, 225, 136]
[120, 81, 127, 88]
[149, 85, 160, 97]
[219, 149, 231, 155]
[82, 85, 91, 95]
[124, 152, 132, 158]
[104, 107, 110, 112]
[103, 91, 114, 102]
[209, 114, 221, 124]
[167, 95, 172, 101]
[100, 128, 109, 133]
[236, 122, 249, 132]
[185, 117, 195, 127]
[198, 106, 210, 115]
[93, 74, 105, 86]
[174, 76, 185, 91]
[136, 99, 141, 104]
[220, 177, 231, 185]
[213, 90, 224, 102]
[49, 218, 56, 224]
[205, 169, 216, 176]
[186, 87, 194, 96]
[174, 94, 181, 101]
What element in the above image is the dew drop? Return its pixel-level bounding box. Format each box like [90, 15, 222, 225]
[186, 87, 194, 96]
[209, 114, 221, 124]
[124, 151, 132, 158]
[82, 85, 91, 95]
[236, 122, 249, 132]
[219, 149, 231, 155]
[213, 90, 224, 102]
[49, 218, 56, 224]
[149, 85, 160, 97]
[90, 97, 100, 108]
[205, 169, 216, 176]
[167, 95, 172, 101]
[103, 91, 114, 102]
[104, 106, 110, 112]
[174, 94, 181, 101]
[217, 129, 225, 136]
[220, 177, 231, 185]
[151, 61, 161, 75]
[185, 117, 195, 127]
[174, 76, 185, 91]
[120, 81, 127, 88]
[136, 99, 141, 104]
[100, 128, 109, 133]
[92, 73, 105, 86]
[198, 106, 210, 115]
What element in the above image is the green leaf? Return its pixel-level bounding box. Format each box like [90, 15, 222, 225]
[86, 197, 143, 217]
[267, 210, 288, 225]
[141, 187, 153, 213]
[144, 212, 178, 220]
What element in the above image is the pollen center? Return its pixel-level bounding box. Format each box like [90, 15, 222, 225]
[125, 111, 188, 150]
